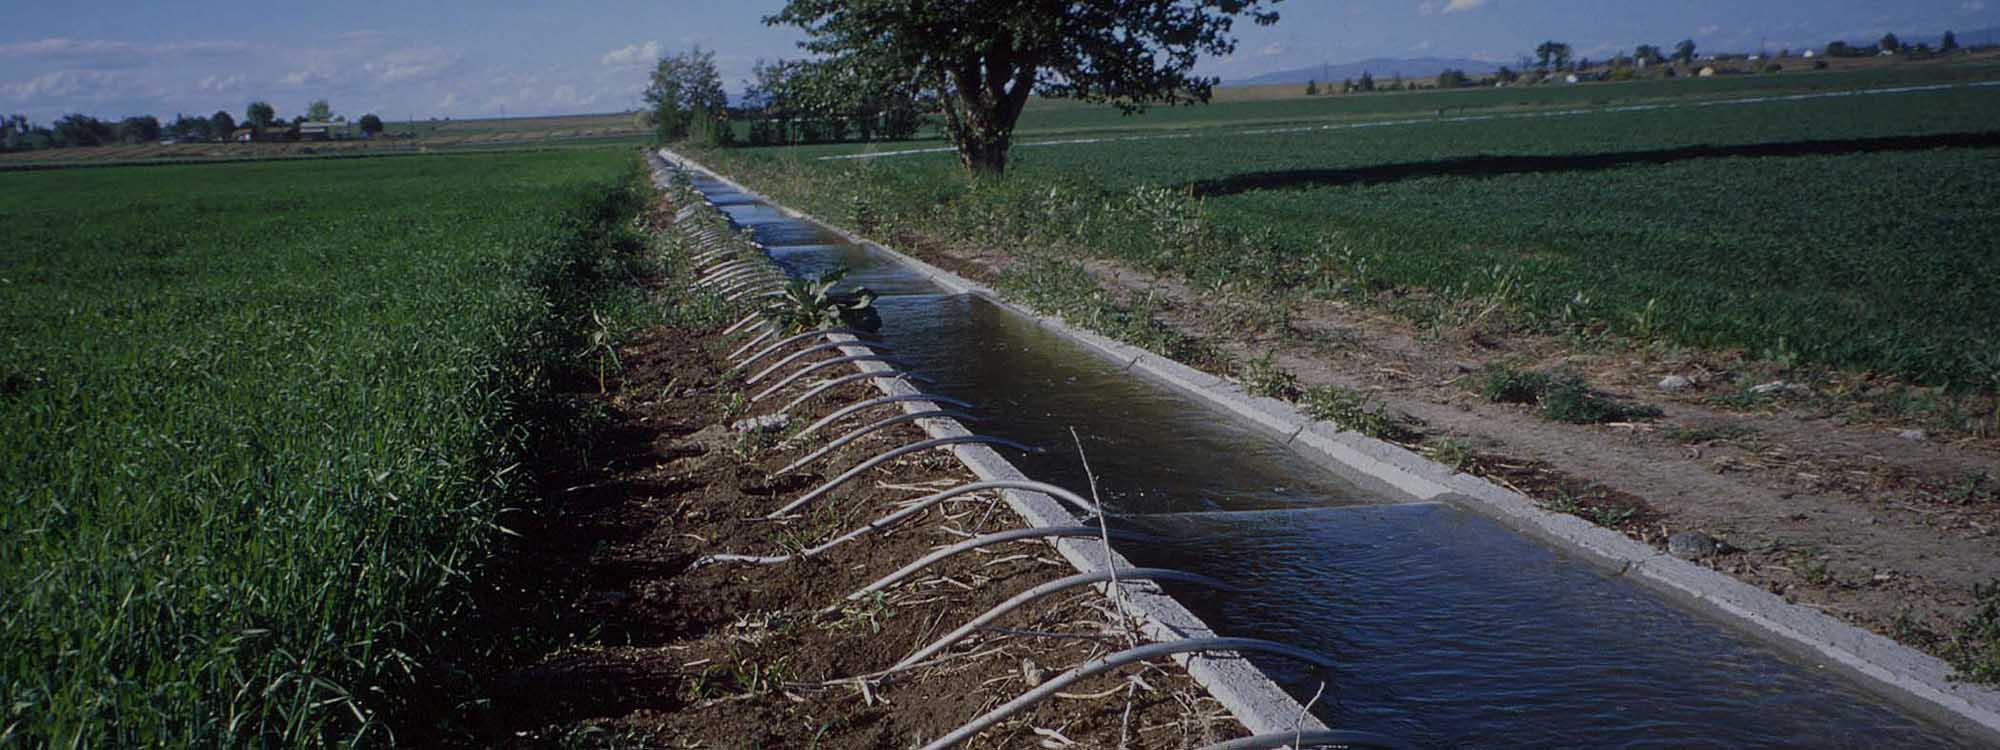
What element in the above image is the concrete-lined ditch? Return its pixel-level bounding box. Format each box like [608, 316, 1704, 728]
[658, 147, 2000, 746]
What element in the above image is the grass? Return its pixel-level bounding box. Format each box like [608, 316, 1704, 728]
[1482, 367, 1664, 424]
[1950, 582, 2000, 685]
[688, 69, 2000, 392]
[1301, 384, 1410, 441]
[994, 254, 1220, 368]
[0, 147, 643, 745]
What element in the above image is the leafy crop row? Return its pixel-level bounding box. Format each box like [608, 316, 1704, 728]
[0, 149, 640, 744]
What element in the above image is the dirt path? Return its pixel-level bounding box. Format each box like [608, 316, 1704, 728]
[905, 235, 2000, 669]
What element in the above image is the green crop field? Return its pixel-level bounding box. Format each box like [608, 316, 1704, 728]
[1002, 57, 2000, 138]
[690, 68, 2000, 391]
[0, 148, 640, 744]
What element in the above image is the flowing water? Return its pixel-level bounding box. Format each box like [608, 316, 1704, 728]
[688, 173, 1970, 748]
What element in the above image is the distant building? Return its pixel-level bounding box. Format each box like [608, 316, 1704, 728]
[1803, 49, 1816, 58]
[1698, 66, 1719, 77]
[232, 127, 256, 142]
[298, 121, 336, 141]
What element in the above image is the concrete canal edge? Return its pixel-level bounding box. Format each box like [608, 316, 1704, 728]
[657, 148, 2000, 744]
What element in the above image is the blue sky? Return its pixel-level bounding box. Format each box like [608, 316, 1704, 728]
[2, 0, 1993, 123]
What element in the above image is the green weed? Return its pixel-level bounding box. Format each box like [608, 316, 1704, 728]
[1482, 367, 1662, 424]
[1239, 351, 1302, 400]
[1301, 384, 1409, 441]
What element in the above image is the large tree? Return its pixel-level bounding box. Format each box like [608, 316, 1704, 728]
[245, 101, 277, 130]
[767, 0, 1281, 175]
[305, 99, 334, 121]
[643, 47, 728, 141]
[1534, 41, 1574, 71]
[1672, 39, 1698, 65]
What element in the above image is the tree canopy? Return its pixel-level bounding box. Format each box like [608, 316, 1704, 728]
[358, 113, 385, 136]
[246, 101, 277, 129]
[644, 47, 728, 142]
[1673, 39, 1698, 64]
[1534, 41, 1573, 71]
[305, 99, 334, 122]
[766, 0, 1281, 175]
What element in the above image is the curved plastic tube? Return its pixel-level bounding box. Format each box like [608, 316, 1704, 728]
[708, 260, 776, 284]
[711, 268, 783, 293]
[729, 328, 868, 373]
[715, 278, 782, 301]
[917, 638, 1337, 750]
[690, 247, 739, 267]
[694, 254, 756, 273]
[697, 261, 771, 286]
[894, 568, 1236, 669]
[710, 485, 1120, 570]
[704, 270, 780, 296]
[773, 409, 977, 476]
[750, 354, 910, 402]
[720, 310, 764, 338]
[724, 322, 776, 349]
[850, 526, 1161, 601]
[725, 287, 785, 304]
[747, 340, 892, 385]
[766, 437, 1040, 518]
[689, 249, 734, 267]
[702, 480, 1034, 567]
[775, 372, 935, 417]
[1195, 732, 1416, 750]
[727, 328, 778, 361]
[796, 393, 976, 438]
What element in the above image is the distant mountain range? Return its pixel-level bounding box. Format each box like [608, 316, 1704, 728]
[1234, 57, 1500, 86]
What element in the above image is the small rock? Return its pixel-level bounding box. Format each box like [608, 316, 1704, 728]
[731, 413, 790, 433]
[1020, 657, 1045, 687]
[1668, 530, 1724, 560]
[1453, 361, 1479, 373]
[1896, 429, 1927, 442]
[1749, 381, 1789, 395]
[1657, 375, 1694, 392]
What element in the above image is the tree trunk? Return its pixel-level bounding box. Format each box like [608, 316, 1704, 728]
[937, 45, 1038, 177]
[955, 123, 1011, 175]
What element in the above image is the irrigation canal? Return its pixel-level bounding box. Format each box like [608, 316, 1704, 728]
[685, 170, 1971, 747]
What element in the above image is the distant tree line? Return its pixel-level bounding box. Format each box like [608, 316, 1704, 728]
[1287, 24, 1984, 100]
[1, 99, 388, 153]
[642, 46, 929, 149]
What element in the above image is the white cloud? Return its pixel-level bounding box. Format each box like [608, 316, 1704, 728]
[196, 73, 244, 94]
[280, 69, 332, 87]
[1258, 42, 1287, 57]
[1, 69, 139, 103]
[365, 47, 459, 84]
[1411, 40, 1437, 52]
[1697, 24, 1722, 36]
[1419, 0, 1488, 15]
[1965, 1, 1987, 11]
[600, 41, 662, 68]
